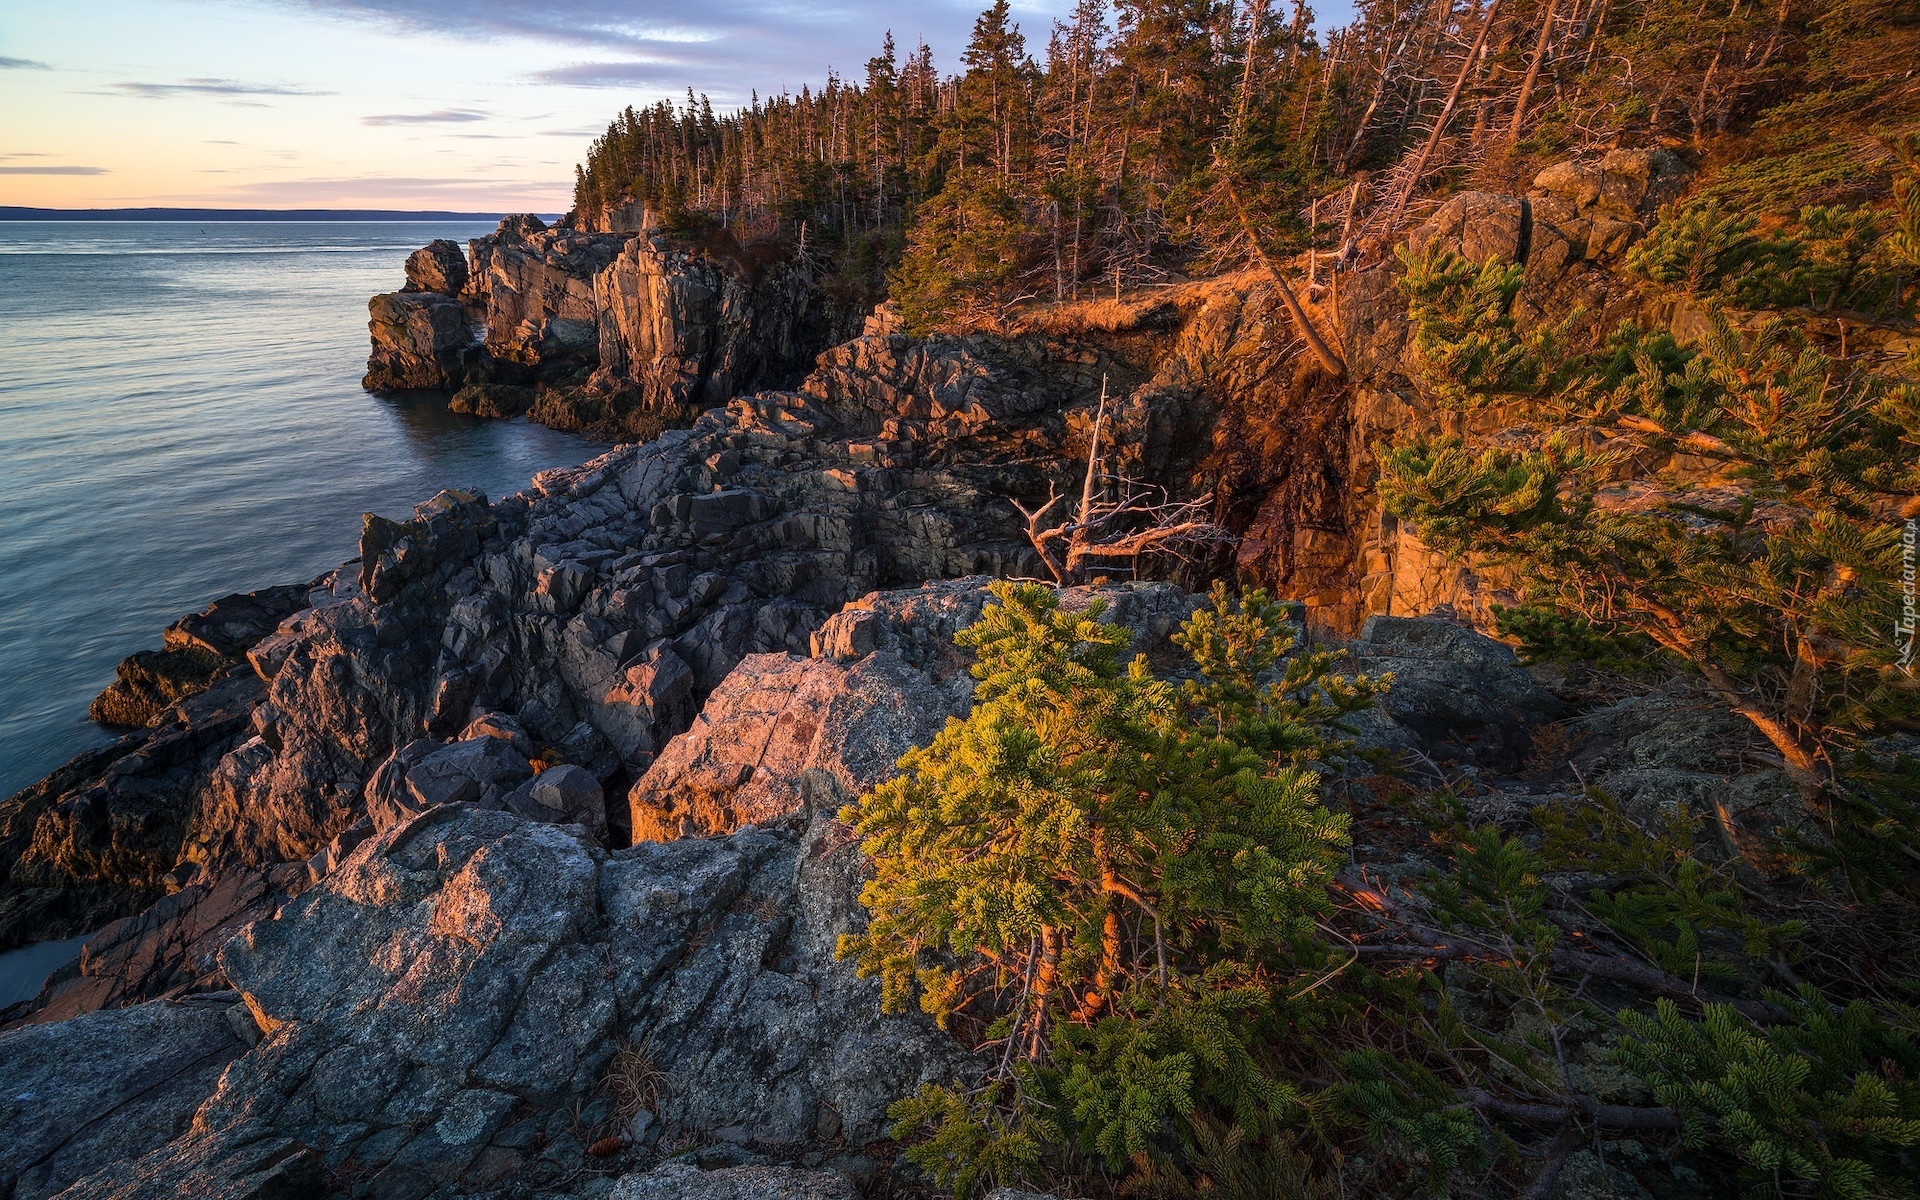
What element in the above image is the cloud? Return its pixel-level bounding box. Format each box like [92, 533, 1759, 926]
[0, 56, 51, 69]
[0, 165, 109, 175]
[526, 61, 686, 89]
[106, 77, 329, 99]
[362, 108, 490, 125]
[271, 0, 1042, 95]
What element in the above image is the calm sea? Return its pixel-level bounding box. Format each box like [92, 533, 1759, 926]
[0, 221, 602, 800]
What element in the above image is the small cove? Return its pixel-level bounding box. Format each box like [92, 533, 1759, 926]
[0, 935, 92, 1010]
[0, 220, 603, 798]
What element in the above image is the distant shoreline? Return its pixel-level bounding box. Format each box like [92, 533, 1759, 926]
[0, 206, 540, 222]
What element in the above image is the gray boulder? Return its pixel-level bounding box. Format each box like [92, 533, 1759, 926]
[48, 1120, 327, 1200]
[34, 802, 961, 1197]
[1351, 615, 1569, 773]
[611, 1163, 859, 1200]
[629, 577, 1201, 841]
[363, 290, 473, 391]
[511, 762, 606, 839]
[0, 997, 248, 1200]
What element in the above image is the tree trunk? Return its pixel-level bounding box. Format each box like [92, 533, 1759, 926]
[1643, 602, 1830, 809]
[1507, 0, 1561, 139]
[1381, 0, 1504, 235]
[1696, 658, 1829, 808]
[1026, 926, 1063, 1059]
[1075, 837, 1125, 1022]
[1234, 191, 1349, 378]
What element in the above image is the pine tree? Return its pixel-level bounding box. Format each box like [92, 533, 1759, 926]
[1378, 239, 1919, 807]
[838, 582, 1380, 1187]
[1617, 991, 1920, 1199]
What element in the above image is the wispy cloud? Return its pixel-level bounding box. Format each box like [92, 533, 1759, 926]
[527, 61, 685, 89]
[0, 165, 109, 175]
[0, 56, 51, 70]
[273, 0, 1006, 98]
[106, 77, 329, 99]
[362, 108, 489, 125]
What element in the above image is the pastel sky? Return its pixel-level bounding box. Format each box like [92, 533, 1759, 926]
[1, 0, 1353, 212]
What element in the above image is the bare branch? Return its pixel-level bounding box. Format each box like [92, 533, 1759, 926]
[1011, 381, 1237, 584]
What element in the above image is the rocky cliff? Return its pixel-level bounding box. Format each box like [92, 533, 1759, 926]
[365, 151, 1691, 637]
[364, 215, 853, 440]
[0, 551, 1806, 1198]
[1, 148, 1822, 1198]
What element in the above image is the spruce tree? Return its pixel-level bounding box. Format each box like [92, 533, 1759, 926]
[838, 582, 1380, 1187]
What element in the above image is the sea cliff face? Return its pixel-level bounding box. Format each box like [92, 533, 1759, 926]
[0, 150, 1826, 1198]
[364, 216, 851, 441]
[367, 150, 1701, 637]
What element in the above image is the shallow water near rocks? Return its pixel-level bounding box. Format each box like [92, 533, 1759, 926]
[0, 221, 603, 798]
[0, 935, 90, 1009]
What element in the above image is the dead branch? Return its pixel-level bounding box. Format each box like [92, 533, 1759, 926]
[1232, 190, 1350, 378]
[1380, 0, 1505, 236]
[1462, 1087, 1681, 1130]
[1014, 377, 1237, 584]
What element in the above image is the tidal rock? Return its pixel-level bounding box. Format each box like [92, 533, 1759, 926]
[89, 583, 312, 728]
[448, 380, 534, 417]
[363, 290, 474, 391]
[0, 670, 265, 950]
[88, 648, 232, 729]
[15, 864, 300, 1024]
[0, 996, 248, 1200]
[165, 583, 313, 658]
[402, 237, 468, 296]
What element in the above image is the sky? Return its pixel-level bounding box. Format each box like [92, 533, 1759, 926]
[0, 0, 1354, 212]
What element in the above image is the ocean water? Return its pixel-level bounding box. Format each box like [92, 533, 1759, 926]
[0, 221, 603, 800]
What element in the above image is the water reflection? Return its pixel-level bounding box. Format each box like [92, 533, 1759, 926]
[0, 935, 90, 1010]
[0, 222, 601, 797]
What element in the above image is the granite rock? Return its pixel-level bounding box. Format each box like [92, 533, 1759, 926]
[0, 996, 248, 1200]
[402, 238, 468, 297]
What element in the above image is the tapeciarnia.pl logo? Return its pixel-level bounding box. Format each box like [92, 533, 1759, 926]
[1900, 518, 1917, 676]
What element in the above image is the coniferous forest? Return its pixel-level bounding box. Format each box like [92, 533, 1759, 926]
[565, 3, 1920, 1198]
[572, 0, 1917, 334]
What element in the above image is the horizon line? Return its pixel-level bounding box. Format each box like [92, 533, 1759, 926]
[0, 205, 558, 221]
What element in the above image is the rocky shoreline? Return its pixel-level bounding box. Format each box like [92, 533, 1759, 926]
[363, 214, 856, 443]
[0, 148, 1823, 1199]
